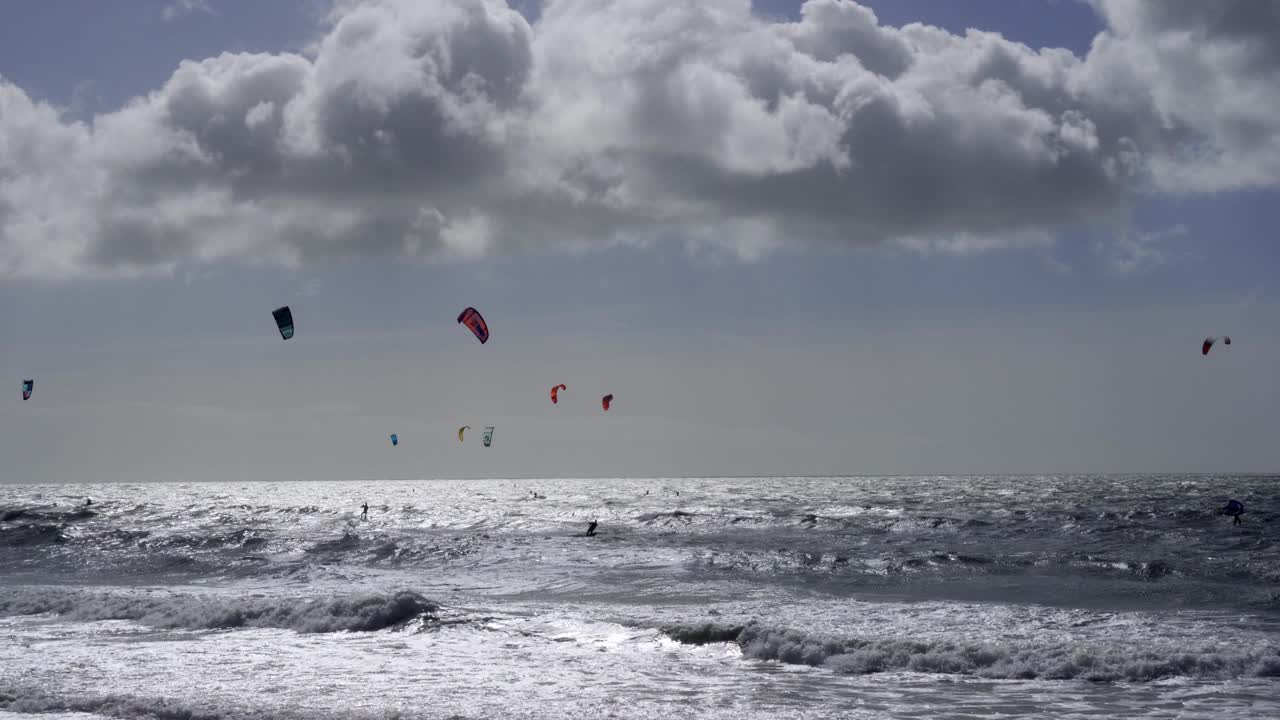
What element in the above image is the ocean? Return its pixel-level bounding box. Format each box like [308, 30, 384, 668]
[2, 475, 1277, 719]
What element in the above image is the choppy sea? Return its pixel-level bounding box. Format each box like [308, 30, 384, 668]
[2, 475, 1278, 719]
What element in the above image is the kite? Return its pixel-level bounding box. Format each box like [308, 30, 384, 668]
[458, 426, 470, 442]
[457, 307, 489, 344]
[483, 426, 494, 447]
[1202, 336, 1231, 355]
[390, 434, 398, 447]
[272, 306, 295, 340]
[21, 379, 33, 402]
[551, 384, 567, 404]
[602, 394, 614, 412]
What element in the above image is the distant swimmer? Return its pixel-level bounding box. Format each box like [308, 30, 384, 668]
[585, 519, 598, 537]
[1223, 499, 1245, 526]
[85, 498, 92, 507]
[360, 502, 369, 521]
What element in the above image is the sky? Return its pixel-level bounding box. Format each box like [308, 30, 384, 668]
[1, 0, 1278, 482]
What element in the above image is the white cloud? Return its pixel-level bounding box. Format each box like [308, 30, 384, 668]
[1086, 0, 1280, 193]
[1101, 223, 1189, 275]
[898, 230, 1055, 257]
[297, 277, 323, 297]
[162, 0, 216, 22]
[1, 0, 1277, 279]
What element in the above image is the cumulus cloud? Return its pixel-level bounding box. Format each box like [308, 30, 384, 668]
[0, 0, 1277, 279]
[1087, 0, 1280, 192]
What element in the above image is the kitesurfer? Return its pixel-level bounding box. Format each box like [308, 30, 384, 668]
[360, 502, 369, 521]
[85, 498, 92, 507]
[1223, 499, 1245, 526]
[586, 519, 598, 537]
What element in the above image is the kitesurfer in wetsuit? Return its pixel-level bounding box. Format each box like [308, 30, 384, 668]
[585, 519, 598, 537]
[360, 502, 369, 521]
[1224, 499, 1245, 526]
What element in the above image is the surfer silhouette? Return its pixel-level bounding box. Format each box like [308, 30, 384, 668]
[1223, 499, 1245, 526]
[585, 519, 598, 537]
[360, 502, 368, 521]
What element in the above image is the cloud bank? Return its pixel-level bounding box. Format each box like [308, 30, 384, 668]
[1, 0, 1277, 278]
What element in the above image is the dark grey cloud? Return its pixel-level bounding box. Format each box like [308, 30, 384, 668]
[0, 0, 1277, 278]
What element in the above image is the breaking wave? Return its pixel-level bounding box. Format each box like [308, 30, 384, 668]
[0, 587, 437, 634]
[0, 687, 392, 720]
[661, 621, 1280, 682]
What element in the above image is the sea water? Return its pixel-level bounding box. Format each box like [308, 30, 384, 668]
[2, 475, 1277, 719]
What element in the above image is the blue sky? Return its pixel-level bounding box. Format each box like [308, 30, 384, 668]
[1, 0, 1277, 482]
